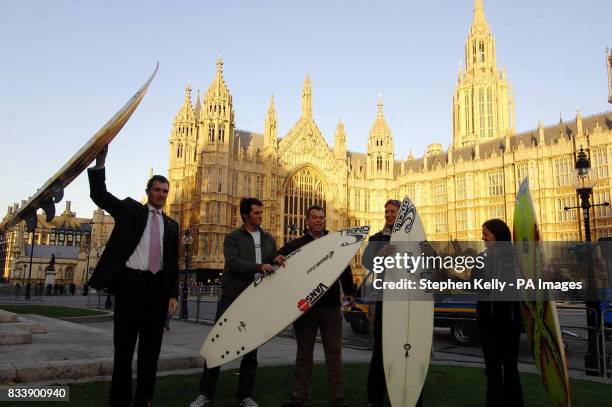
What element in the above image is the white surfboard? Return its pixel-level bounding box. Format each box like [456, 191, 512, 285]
[383, 197, 434, 407]
[200, 225, 370, 368]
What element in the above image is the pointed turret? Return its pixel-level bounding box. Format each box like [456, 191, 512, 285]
[576, 110, 584, 136]
[367, 96, 394, 180]
[472, 0, 489, 31]
[264, 95, 278, 156]
[200, 56, 235, 152]
[175, 85, 195, 123]
[334, 120, 347, 161]
[538, 120, 545, 146]
[607, 48, 612, 104]
[167, 84, 198, 215]
[194, 90, 201, 118]
[168, 84, 196, 166]
[452, 0, 515, 147]
[301, 76, 312, 117]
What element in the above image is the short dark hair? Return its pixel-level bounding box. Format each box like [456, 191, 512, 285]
[482, 219, 511, 241]
[305, 204, 325, 219]
[384, 199, 402, 208]
[146, 175, 169, 191]
[240, 197, 263, 221]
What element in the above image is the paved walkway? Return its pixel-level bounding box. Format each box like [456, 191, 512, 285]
[0, 300, 610, 386]
[0, 315, 372, 384]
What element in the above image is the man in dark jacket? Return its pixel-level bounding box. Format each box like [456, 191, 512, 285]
[190, 197, 284, 407]
[88, 146, 179, 407]
[281, 205, 356, 407]
[361, 199, 423, 407]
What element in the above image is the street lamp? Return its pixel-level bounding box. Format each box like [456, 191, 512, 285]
[104, 240, 112, 308]
[181, 229, 193, 320]
[563, 146, 608, 376]
[83, 221, 93, 295]
[25, 229, 35, 300]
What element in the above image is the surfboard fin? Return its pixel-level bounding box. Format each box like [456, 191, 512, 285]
[40, 198, 56, 222]
[52, 185, 64, 204]
[22, 210, 38, 233]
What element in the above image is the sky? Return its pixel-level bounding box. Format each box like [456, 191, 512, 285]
[1, 0, 611, 218]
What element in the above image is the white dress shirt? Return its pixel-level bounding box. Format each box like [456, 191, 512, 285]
[125, 204, 165, 271]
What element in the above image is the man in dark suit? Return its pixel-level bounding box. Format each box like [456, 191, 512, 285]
[88, 146, 179, 407]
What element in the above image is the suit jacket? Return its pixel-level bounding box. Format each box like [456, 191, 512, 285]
[87, 167, 179, 299]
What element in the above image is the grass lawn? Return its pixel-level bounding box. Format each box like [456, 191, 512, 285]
[2, 364, 609, 406]
[0, 305, 108, 318]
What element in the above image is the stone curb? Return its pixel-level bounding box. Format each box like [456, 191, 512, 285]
[59, 313, 114, 323]
[0, 309, 18, 323]
[0, 354, 205, 384]
[0, 327, 31, 345]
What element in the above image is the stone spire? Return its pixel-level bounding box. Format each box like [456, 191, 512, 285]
[193, 89, 201, 118]
[264, 95, 277, 152]
[452, 0, 514, 147]
[334, 120, 347, 160]
[301, 75, 312, 117]
[472, 0, 489, 31]
[367, 96, 394, 180]
[174, 85, 194, 123]
[201, 56, 235, 150]
[376, 94, 384, 118]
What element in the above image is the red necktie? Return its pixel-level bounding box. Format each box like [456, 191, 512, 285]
[148, 210, 161, 273]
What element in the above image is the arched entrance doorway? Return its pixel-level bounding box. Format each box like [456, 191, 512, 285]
[283, 167, 327, 243]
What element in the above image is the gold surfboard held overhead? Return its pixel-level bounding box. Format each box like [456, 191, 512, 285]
[0, 63, 159, 232]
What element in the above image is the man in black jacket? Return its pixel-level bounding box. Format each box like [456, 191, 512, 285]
[88, 146, 179, 407]
[280, 205, 356, 407]
[361, 199, 423, 407]
[190, 197, 284, 407]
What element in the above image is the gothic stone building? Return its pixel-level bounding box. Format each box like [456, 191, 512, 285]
[166, 0, 612, 276]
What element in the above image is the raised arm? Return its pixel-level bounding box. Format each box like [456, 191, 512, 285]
[87, 145, 124, 217]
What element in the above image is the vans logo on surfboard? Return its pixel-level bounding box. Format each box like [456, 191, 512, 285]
[297, 282, 329, 312]
[306, 251, 334, 274]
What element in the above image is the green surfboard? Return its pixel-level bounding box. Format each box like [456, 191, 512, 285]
[513, 178, 571, 406]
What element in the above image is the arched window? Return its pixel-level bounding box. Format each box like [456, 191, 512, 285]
[217, 168, 223, 193]
[208, 123, 215, 142]
[232, 172, 238, 196]
[478, 88, 485, 138]
[207, 166, 213, 191]
[486, 87, 493, 137]
[219, 125, 225, 142]
[283, 167, 326, 243]
[478, 41, 485, 63]
[256, 176, 263, 198]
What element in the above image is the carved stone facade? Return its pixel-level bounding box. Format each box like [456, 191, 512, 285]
[167, 0, 612, 274]
[0, 202, 114, 285]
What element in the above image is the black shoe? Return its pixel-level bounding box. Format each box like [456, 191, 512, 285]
[332, 399, 347, 407]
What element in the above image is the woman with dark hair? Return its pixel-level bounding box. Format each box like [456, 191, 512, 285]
[474, 219, 524, 407]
